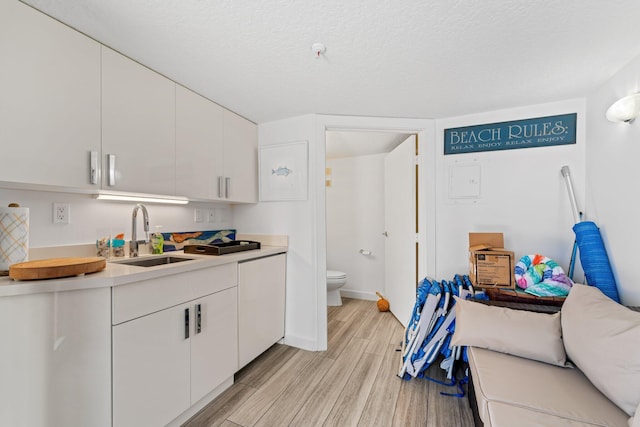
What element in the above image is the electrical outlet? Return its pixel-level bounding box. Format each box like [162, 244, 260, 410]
[194, 208, 203, 223]
[207, 209, 216, 223]
[53, 203, 70, 224]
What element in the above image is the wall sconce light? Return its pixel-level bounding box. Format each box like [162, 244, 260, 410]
[606, 93, 640, 123]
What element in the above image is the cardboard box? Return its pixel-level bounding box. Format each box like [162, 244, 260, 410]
[469, 233, 515, 288]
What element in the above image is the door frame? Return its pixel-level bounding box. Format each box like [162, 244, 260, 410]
[314, 115, 436, 350]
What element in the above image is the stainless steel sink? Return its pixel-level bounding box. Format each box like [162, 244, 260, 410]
[112, 255, 196, 268]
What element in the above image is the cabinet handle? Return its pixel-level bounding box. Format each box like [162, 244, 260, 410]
[90, 150, 98, 185]
[195, 304, 202, 334]
[107, 154, 116, 186]
[218, 176, 224, 198]
[184, 308, 190, 340]
[225, 177, 231, 199]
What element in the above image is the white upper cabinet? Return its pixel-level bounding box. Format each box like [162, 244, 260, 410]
[0, 0, 101, 189]
[101, 47, 176, 195]
[176, 86, 258, 203]
[0, 2, 257, 201]
[222, 110, 258, 203]
[175, 85, 224, 200]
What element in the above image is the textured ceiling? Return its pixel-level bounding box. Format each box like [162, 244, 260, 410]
[20, 0, 640, 124]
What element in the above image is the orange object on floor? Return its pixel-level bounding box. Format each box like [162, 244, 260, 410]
[376, 291, 390, 312]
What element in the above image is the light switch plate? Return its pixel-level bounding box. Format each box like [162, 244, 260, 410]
[194, 208, 203, 223]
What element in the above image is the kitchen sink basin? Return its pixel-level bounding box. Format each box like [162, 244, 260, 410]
[112, 255, 196, 268]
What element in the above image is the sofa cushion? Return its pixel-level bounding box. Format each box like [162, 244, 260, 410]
[562, 284, 640, 417]
[631, 402, 639, 427]
[468, 346, 629, 427]
[488, 401, 622, 427]
[452, 297, 566, 366]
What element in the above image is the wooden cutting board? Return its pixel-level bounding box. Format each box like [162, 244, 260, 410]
[9, 257, 106, 281]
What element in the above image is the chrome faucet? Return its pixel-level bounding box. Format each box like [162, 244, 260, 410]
[130, 203, 149, 257]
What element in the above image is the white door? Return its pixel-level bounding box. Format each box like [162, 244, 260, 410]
[384, 135, 417, 327]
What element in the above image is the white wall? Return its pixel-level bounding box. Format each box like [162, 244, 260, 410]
[232, 114, 324, 351]
[585, 55, 640, 305]
[326, 153, 386, 300]
[234, 114, 434, 352]
[434, 99, 587, 282]
[0, 188, 232, 248]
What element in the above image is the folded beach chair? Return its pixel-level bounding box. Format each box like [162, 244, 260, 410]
[408, 281, 456, 378]
[401, 274, 482, 381]
[398, 278, 442, 378]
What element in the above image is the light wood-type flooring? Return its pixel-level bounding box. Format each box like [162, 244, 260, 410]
[183, 297, 474, 427]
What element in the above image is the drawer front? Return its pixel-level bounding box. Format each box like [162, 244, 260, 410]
[112, 263, 237, 325]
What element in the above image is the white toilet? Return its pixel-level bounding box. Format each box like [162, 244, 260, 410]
[327, 270, 347, 306]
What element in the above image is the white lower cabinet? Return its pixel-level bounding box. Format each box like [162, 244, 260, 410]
[0, 253, 285, 427]
[112, 265, 238, 427]
[238, 254, 286, 369]
[0, 288, 111, 427]
[113, 301, 191, 427]
[191, 288, 238, 403]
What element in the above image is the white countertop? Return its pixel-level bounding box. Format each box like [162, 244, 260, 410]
[0, 246, 287, 297]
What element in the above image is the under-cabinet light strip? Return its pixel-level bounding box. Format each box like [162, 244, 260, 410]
[94, 193, 189, 205]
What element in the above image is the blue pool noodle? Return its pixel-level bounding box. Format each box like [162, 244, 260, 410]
[573, 221, 620, 302]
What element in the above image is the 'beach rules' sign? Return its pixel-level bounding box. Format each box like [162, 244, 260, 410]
[444, 113, 576, 155]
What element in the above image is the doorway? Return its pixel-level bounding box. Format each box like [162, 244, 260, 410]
[325, 130, 419, 325]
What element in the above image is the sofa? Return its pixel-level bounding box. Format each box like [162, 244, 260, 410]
[452, 284, 640, 427]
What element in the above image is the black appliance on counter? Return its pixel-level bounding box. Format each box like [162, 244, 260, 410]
[183, 240, 261, 256]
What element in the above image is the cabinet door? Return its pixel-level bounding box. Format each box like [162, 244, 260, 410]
[175, 85, 224, 200]
[238, 254, 286, 368]
[101, 47, 176, 195]
[0, 0, 101, 189]
[112, 303, 191, 427]
[190, 287, 238, 403]
[0, 288, 111, 427]
[222, 109, 258, 203]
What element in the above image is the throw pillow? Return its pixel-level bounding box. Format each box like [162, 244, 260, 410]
[451, 296, 567, 366]
[562, 284, 640, 417]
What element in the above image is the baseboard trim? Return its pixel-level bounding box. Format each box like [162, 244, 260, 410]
[340, 289, 378, 301]
[166, 375, 233, 427]
[167, 376, 234, 427]
[284, 333, 321, 351]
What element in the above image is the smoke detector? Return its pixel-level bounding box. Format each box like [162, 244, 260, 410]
[311, 43, 326, 58]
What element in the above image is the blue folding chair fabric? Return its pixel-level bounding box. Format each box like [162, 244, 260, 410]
[399, 274, 483, 381]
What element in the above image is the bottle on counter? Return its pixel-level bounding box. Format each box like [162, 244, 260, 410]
[112, 233, 126, 257]
[96, 228, 111, 259]
[152, 226, 164, 255]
